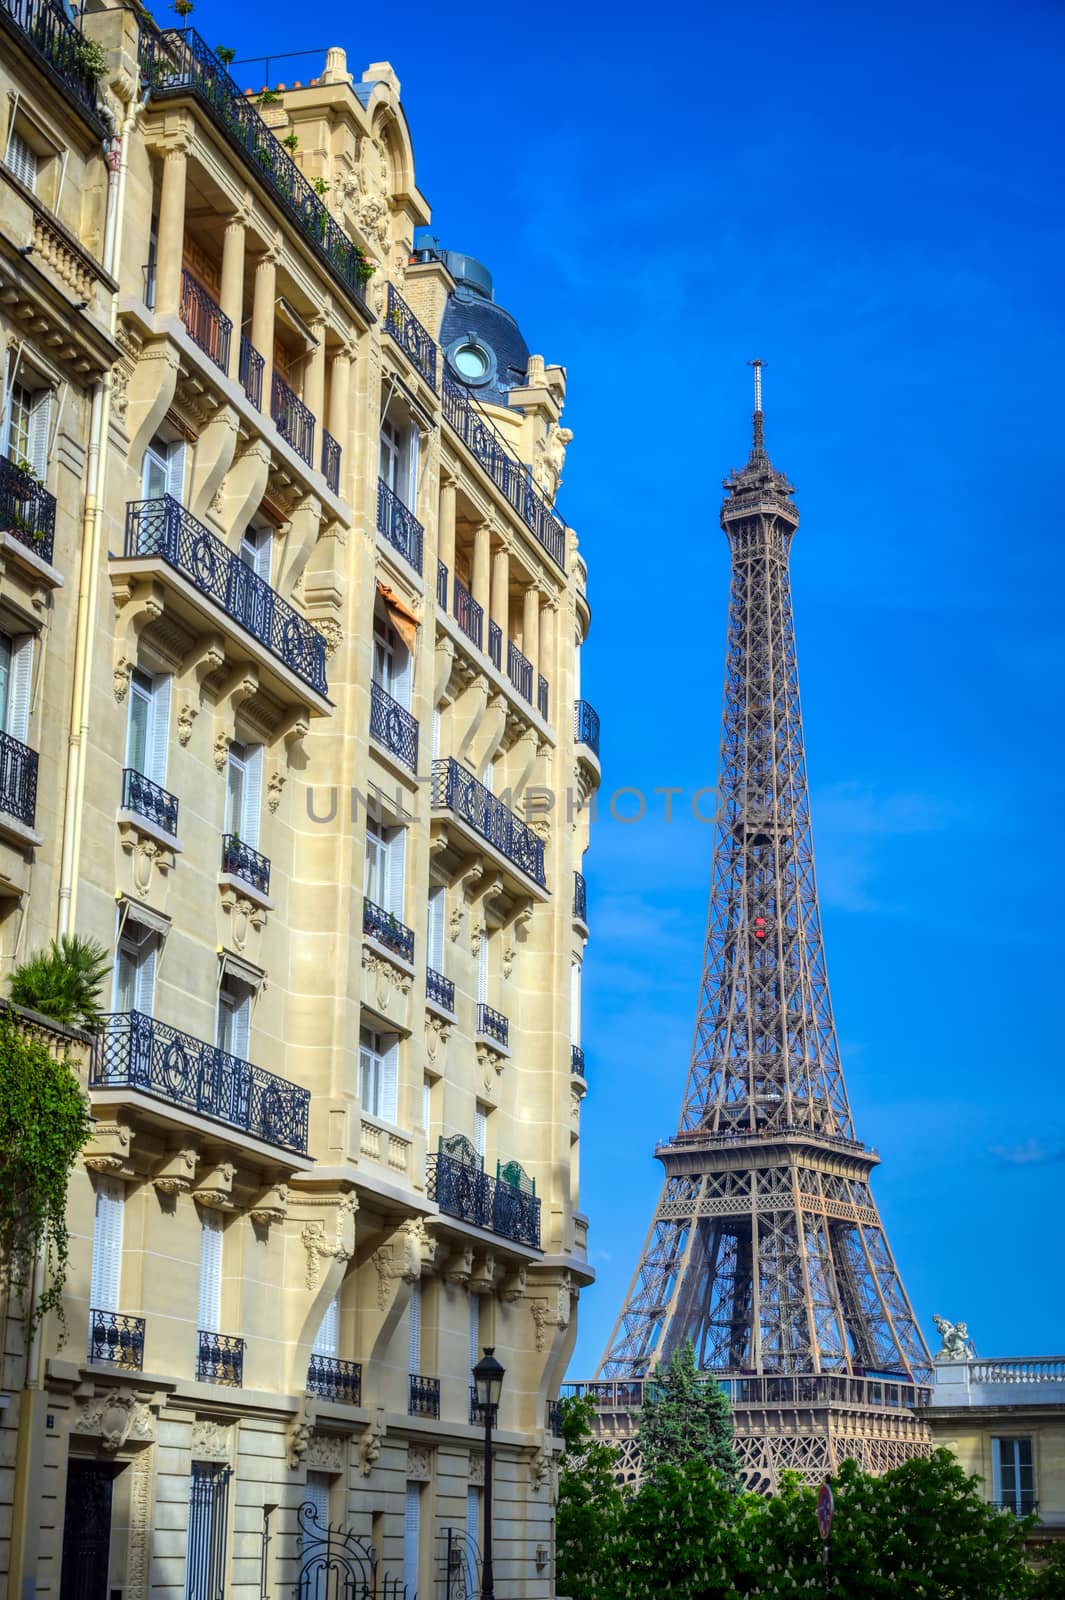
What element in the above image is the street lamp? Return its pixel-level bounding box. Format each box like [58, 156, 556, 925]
[472, 1346, 505, 1600]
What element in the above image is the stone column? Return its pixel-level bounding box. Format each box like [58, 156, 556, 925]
[523, 584, 540, 678]
[251, 252, 277, 411]
[539, 597, 556, 712]
[491, 545, 509, 642]
[438, 474, 456, 578]
[155, 143, 188, 317]
[473, 520, 491, 615]
[219, 217, 245, 380]
[306, 321, 326, 428]
[328, 347, 352, 454]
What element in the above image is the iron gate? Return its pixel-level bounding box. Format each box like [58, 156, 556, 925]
[436, 1526, 481, 1600]
[187, 1462, 232, 1600]
[60, 1460, 117, 1600]
[296, 1501, 412, 1600]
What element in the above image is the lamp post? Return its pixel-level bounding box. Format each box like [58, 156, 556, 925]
[472, 1346, 505, 1600]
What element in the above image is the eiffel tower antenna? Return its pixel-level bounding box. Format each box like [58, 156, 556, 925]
[587, 369, 933, 1491]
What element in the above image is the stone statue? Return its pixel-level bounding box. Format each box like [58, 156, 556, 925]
[932, 1314, 972, 1361]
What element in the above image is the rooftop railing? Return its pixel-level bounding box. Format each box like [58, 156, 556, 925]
[91, 1010, 310, 1154]
[376, 478, 423, 574]
[180, 268, 231, 373]
[0, 0, 105, 131]
[385, 284, 437, 389]
[124, 495, 327, 695]
[0, 453, 56, 564]
[969, 1357, 1065, 1384]
[369, 678, 418, 772]
[272, 371, 315, 466]
[431, 757, 545, 888]
[427, 1149, 541, 1249]
[561, 1373, 932, 1412]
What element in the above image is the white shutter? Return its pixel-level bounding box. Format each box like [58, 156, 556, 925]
[422, 1076, 431, 1133]
[570, 959, 581, 1047]
[305, 1471, 331, 1529]
[148, 673, 171, 787]
[403, 1483, 421, 1594]
[407, 1279, 421, 1374]
[7, 635, 33, 744]
[230, 988, 251, 1062]
[198, 1213, 223, 1333]
[165, 439, 186, 503]
[466, 1487, 480, 1567]
[393, 637, 412, 710]
[385, 828, 406, 922]
[432, 707, 441, 760]
[468, 1294, 480, 1375]
[427, 888, 444, 971]
[477, 938, 488, 1005]
[133, 935, 156, 1015]
[89, 1177, 124, 1311]
[242, 744, 263, 848]
[26, 391, 51, 480]
[381, 1035, 398, 1126]
[474, 1105, 487, 1162]
[313, 1291, 339, 1357]
[406, 427, 420, 513]
[142, 441, 169, 501]
[6, 129, 37, 191]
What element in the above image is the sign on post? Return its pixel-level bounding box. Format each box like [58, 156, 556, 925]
[817, 1479, 834, 1540]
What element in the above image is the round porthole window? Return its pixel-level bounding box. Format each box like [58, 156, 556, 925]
[446, 335, 497, 387]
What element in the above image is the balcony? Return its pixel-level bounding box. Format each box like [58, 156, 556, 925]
[123, 496, 328, 697]
[91, 1010, 311, 1155]
[436, 560, 448, 609]
[369, 679, 418, 772]
[239, 333, 264, 409]
[307, 1354, 362, 1406]
[197, 1329, 244, 1385]
[272, 371, 315, 467]
[507, 641, 533, 703]
[0, 453, 56, 564]
[546, 1399, 563, 1436]
[0, 729, 39, 830]
[363, 897, 415, 963]
[488, 619, 502, 670]
[441, 374, 565, 569]
[385, 284, 437, 389]
[221, 832, 270, 896]
[453, 578, 483, 649]
[88, 1309, 145, 1371]
[428, 1148, 541, 1249]
[574, 699, 600, 757]
[431, 757, 546, 890]
[426, 967, 454, 1013]
[121, 767, 177, 837]
[376, 478, 423, 574]
[476, 1003, 509, 1049]
[0, 0, 106, 133]
[321, 429, 341, 495]
[409, 1373, 441, 1419]
[180, 268, 231, 374]
[537, 674, 549, 721]
[137, 27, 371, 312]
[571, 1045, 585, 1077]
[573, 871, 587, 925]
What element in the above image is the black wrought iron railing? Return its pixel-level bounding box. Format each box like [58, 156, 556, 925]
[477, 1003, 508, 1048]
[363, 897, 415, 963]
[0, 0, 105, 130]
[431, 757, 546, 888]
[441, 374, 565, 569]
[537, 674, 549, 721]
[469, 1385, 482, 1424]
[239, 333, 264, 409]
[221, 832, 271, 895]
[307, 1354, 362, 1406]
[573, 870, 587, 924]
[574, 698, 601, 757]
[546, 1399, 563, 1435]
[427, 1151, 541, 1249]
[272, 371, 315, 466]
[137, 27, 371, 311]
[321, 428, 340, 494]
[488, 619, 502, 669]
[180, 268, 231, 373]
[409, 1373, 441, 1418]
[992, 1499, 1039, 1517]
[369, 678, 418, 771]
[561, 1373, 933, 1412]
[385, 284, 437, 389]
[452, 577, 483, 649]
[197, 1329, 244, 1385]
[507, 641, 533, 702]
[376, 477, 423, 574]
[91, 1010, 311, 1154]
[0, 728, 38, 828]
[436, 560, 448, 609]
[0, 453, 56, 563]
[89, 1308, 145, 1370]
[122, 766, 178, 836]
[571, 1044, 586, 1077]
[426, 967, 455, 1012]
[124, 496, 328, 695]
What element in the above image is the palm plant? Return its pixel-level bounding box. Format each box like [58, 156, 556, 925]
[9, 934, 112, 1033]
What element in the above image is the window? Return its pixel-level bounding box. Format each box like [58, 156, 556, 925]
[0, 631, 33, 744]
[125, 667, 171, 785]
[4, 380, 51, 479]
[364, 818, 406, 919]
[142, 433, 185, 502]
[305, 1471, 332, 1530]
[359, 1025, 398, 1123]
[403, 1483, 421, 1595]
[216, 972, 253, 1061]
[466, 1486, 481, 1571]
[993, 1437, 1036, 1513]
[225, 741, 263, 848]
[198, 1211, 223, 1335]
[239, 525, 272, 583]
[373, 612, 411, 709]
[312, 1291, 340, 1358]
[89, 1176, 124, 1312]
[186, 1463, 231, 1600]
[4, 126, 38, 192]
[113, 918, 157, 1014]
[427, 887, 445, 974]
[422, 1074, 432, 1134]
[408, 1279, 421, 1374]
[145, 212, 159, 308]
[379, 413, 418, 510]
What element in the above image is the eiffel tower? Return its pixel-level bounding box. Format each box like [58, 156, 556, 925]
[584, 365, 933, 1491]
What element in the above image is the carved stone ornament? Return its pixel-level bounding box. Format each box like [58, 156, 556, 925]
[529, 1274, 573, 1353]
[306, 1431, 348, 1472]
[249, 1182, 288, 1227]
[301, 1193, 359, 1291]
[74, 1390, 154, 1453]
[468, 1451, 485, 1487]
[287, 1413, 314, 1470]
[449, 903, 464, 942]
[469, 1253, 497, 1297]
[406, 1443, 433, 1483]
[267, 768, 286, 814]
[469, 915, 486, 956]
[529, 1444, 554, 1495]
[498, 1263, 527, 1305]
[117, 825, 175, 889]
[362, 946, 413, 1012]
[425, 1013, 450, 1064]
[932, 1314, 973, 1362]
[358, 1406, 386, 1476]
[191, 1418, 232, 1462]
[442, 1244, 474, 1288]
[193, 1162, 235, 1211]
[152, 1146, 197, 1196]
[476, 1042, 504, 1088]
[84, 1121, 133, 1177]
[316, 617, 343, 659]
[372, 1218, 434, 1309]
[218, 881, 268, 951]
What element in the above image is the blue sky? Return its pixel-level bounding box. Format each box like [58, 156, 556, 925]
[217, 0, 1065, 1367]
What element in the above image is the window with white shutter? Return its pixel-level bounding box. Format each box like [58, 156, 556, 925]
[432, 707, 441, 761]
[364, 819, 386, 907]
[385, 827, 406, 922]
[407, 1280, 421, 1375]
[242, 743, 263, 848]
[359, 1026, 383, 1117]
[165, 439, 186, 502]
[403, 1483, 421, 1594]
[142, 438, 169, 500]
[474, 1104, 487, 1162]
[427, 888, 444, 973]
[5, 382, 53, 480]
[216, 974, 252, 1061]
[1, 634, 32, 743]
[477, 937, 488, 1006]
[89, 1177, 124, 1312]
[198, 1212, 223, 1333]
[407, 428, 420, 515]
[240, 525, 272, 582]
[468, 1294, 480, 1376]
[4, 128, 38, 192]
[422, 1075, 432, 1134]
[147, 674, 171, 787]
[305, 1471, 331, 1529]
[113, 918, 158, 1015]
[312, 1291, 340, 1357]
[466, 1486, 481, 1570]
[380, 1035, 399, 1125]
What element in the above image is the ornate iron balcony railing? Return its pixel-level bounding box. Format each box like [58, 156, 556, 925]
[0, 728, 38, 828]
[369, 678, 418, 771]
[488, 619, 502, 670]
[239, 333, 264, 409]
[441, 374, 565, 569]
[124, 496, 327, 695]
[507, 641, 533, 702]
[385, 284, 437, 389]
[0, 453, 56, 563]
[363, 897, 415, 963]
[272, 371, 315, 466]
[537, 674, 549, 721]
[376, 477, 423, 573]
[307, 1354, 362, 1406]
[197, 1329, 244, 1385]
[221, 832, 270, 895]
[122, 766, 178, 836]
[0, 0, 105, 131]
[436, 560, 448, 609]
[137, 26, 370, 311]
[427, 1150, 541, 1249]
[546, 1399, 563, 1435]
[89, 1308, 145, 1370]
[477, 1003, 508, 1048]
[574, 698, 600, 756]
[321, 429, 341, 495]
[573, 871, 587, 924]
[426, 967, 454, 1012]
[571, 1044, 585, 1077]
[180, 268, 231, 373]
[452, 577, 483, 648]
[409, 1373, 441, 1418]
[91, 1010, 311, 1154]
[431, 757, 545, 887]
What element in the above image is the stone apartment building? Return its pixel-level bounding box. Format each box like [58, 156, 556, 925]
[0, 2, 598, 1594]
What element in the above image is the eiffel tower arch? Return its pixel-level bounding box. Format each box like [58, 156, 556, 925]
[572, 367, 933, 1492]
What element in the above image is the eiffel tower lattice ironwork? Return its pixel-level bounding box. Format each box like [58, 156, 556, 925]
[585, 366, 933, 1492]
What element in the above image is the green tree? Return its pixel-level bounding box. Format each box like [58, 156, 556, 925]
[637, 1340, 742, 1488]
[556, 1396, 625, 1600]
[9, 933, 111, 1032]
[612, 1458, 745, 1600]
[1027, 1544, 1065, 1599]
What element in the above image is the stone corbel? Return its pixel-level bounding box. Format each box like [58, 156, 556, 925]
[501, 901, 534, 979]
[498, 1262, 527, 1304]
[267, 707, 310, 811]
[425, 1011, 451, 1067]
[286, 1398, 316, 1469]
[528, 1272, 574, 1353]
[192, 1161, 236, 1211]
[455, 675, 491, 769]
[434, 637, 456, 707]
[357, 1406, 386, 1476]
[189, 402, 239, 522]
[299, 1192, 358, 1291]
[123, 336, 180, 460]
[249, 1182, 288, 1227]
[476, 1041, 505, 1089]
[176, 632, 226, 747]
[212, 664, 260, 770]
[152, 1145, 198, 1196]
[371, 1217, 433, 1310]
[72, 1387, 155, 1454]
[84, 1121, 134, 1178]
[467, 692, 507, 778]
[440, 1242, 473, 1288]
[469, 1252, 497, 1297]
[111, 577, 165, 702]
[216, 435, 272, 542]
[447, 861, 482, 941]
[277, 494, 323, 599]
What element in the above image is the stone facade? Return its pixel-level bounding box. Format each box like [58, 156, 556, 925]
[0, 8, 595, 1595]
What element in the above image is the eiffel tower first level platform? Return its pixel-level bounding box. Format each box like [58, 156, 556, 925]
[566, 367, 933, 1492]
